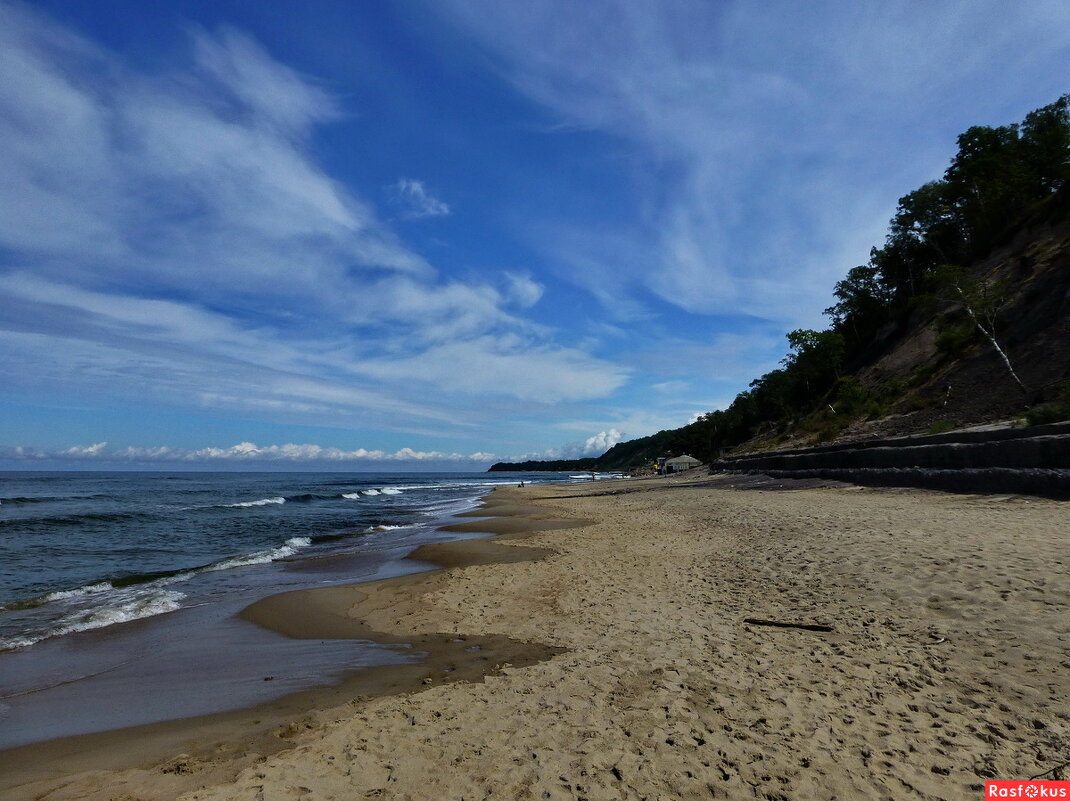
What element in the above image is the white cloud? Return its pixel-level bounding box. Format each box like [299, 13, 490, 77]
[191, 26, 338, 138]
[0, 6, 627, 433]
[62, 442, 108, 457]
[355, 337, 627, 403]
[390, 178, 451, 219]
[504, 272, 544, 308]
[519, 428, 623, 460]
[629, 331, 784, 384]
[582, 428, 622, 454]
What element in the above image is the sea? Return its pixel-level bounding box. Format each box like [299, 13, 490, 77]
[0, 470, 616, 749]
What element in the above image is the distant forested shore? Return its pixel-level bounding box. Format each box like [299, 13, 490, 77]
[488, 458, 601, 473]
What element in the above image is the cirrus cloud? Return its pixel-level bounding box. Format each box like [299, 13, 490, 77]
[0, 3, 626, 442]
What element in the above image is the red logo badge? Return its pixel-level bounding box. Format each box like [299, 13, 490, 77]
[986, 781, 1070, 798]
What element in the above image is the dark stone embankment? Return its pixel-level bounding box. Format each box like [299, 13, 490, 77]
[710, 421, 1070, 497]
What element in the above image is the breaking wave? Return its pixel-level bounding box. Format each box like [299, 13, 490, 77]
[0, 535, 318, 650]
[221, 497, 286, 508]
[0, 589, 186, 652]
[206, 537, 312, 571]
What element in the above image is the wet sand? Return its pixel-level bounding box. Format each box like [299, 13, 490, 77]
[3, 476, 1069, 800]
[0, 490, 581, 799]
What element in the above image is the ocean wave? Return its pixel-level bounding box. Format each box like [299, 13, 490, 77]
[0, 493, 112, 505]
[5, 534, 314, 617]
[0, 510, 150, 528]
[206, 536, 312, 571]
[0, 496, 56, 506]
[44, 582, 113, 602]
[384, 480, 527, 492]
[340, 488, 403, 498]
[0, 532, 319, 651]
[0, 589, 186, 652]
[221, 497, 286, 508]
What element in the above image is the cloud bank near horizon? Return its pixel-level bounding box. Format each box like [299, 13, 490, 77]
[0, 441, 497, 466]
[0, 428, 629, 467]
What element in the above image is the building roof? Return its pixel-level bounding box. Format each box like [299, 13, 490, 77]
[665, 455, 701, 465]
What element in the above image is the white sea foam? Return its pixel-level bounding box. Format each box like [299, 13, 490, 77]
[361, 489, 381, 496]
[59, 591, 185, 633]
[207, 536, 312, 571]
[380, 488, 402, 495]
[223, 496, 286, 507]
[341, 492, 363, 500]
[0, 533, 317, 652]
[387, 481, 524, 492]
[44, 582, 113, 602]
[363, 524, 407, 533]
[0, 589, 186, 652]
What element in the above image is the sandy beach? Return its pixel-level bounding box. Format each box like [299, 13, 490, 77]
[3, 475, 1069, 800]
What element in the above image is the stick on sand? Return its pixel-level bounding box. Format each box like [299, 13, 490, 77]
[743, 617, 834, 632]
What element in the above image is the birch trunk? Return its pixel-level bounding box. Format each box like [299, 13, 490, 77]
[955, 285, 1027, 394]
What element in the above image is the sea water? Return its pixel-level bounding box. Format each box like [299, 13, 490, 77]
[0, 470, 586, 747]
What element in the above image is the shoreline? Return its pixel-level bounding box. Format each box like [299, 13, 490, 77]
[0, 485, 585, 800]
[4, 476, 1069, 799]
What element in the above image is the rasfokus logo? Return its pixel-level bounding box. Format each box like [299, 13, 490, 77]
[986, 781, 1070, 798]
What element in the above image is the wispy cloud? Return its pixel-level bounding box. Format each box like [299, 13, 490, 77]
[629, 331, 784, 385]
[0, 4, 626, 436]
[436, 0, 1070, 326]
[356, 337, 628, 403]
[390, 178, 451, 219]
[191, 25, 339, 139]
[503, 272, 544, 308]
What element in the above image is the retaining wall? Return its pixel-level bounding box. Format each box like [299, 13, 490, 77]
[710, 422, 1070, 497]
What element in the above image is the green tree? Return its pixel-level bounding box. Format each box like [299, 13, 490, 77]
[1018, 95, 1070, 194]
[944, 124, 1031, 256]
[825, 263, 893, 344]
[782, 329, 846, 404]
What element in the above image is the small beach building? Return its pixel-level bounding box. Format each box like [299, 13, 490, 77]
[664, 455, 702, 473]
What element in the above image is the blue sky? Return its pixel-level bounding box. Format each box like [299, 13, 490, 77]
[1, 0, 1068, 470]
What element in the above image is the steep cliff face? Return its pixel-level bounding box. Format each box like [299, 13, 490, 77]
[492, 203, 1070, 473]
[812, 211, 1070, 444]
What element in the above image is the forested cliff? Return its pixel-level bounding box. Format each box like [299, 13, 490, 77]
[491, 95, 1070, 473]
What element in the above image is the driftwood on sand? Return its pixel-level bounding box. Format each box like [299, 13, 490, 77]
[743, 617, 834, 632]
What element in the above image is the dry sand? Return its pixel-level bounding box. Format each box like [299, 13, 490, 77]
[3, 476, 1069, 800]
